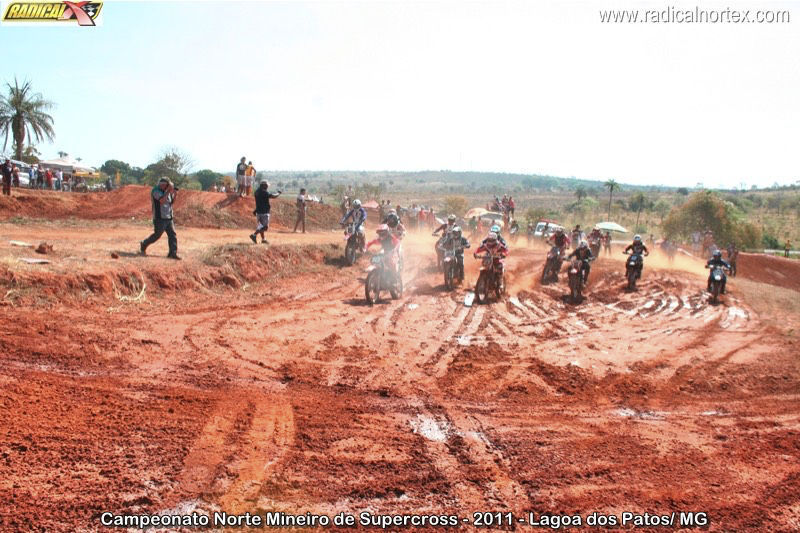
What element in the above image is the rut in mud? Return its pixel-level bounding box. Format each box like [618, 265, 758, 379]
[0, 229, 798, 532]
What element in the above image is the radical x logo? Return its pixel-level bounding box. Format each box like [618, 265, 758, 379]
[2, 1, 103, 26]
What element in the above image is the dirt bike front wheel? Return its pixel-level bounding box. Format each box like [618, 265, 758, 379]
[365, 270, 381, 305]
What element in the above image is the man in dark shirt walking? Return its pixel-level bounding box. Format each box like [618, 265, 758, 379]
[250, 181, 281, 244]
[140, 178, 180, 259]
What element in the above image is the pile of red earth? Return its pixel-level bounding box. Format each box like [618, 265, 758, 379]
[0, 186, 340, 230]
[736, 252, 800, 291]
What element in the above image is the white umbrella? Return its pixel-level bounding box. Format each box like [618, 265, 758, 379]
[595, 221, 629, 233]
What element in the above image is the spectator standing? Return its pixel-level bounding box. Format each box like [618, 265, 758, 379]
[785, 240, 792, 258]
[27, 166, 34, 188]
[508, 196, 516, 217]
[244, 161, 256, 196]
[1, 159, 12, 196]
[140, 178, 180, 259]
[12, 164, 20, 188]
[44, 168, 53, 189]
[235, 156, 247, 196]
[294, 188, 308, 233]
[36, 167, 44, 189]
[55, 168, 62, 190]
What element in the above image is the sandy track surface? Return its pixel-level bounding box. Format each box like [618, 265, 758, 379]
[0, 222, 798, 532]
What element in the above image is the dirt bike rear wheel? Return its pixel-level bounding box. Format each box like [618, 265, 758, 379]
[495, 273, 504, 300]
[365, 270, 381, 305]
[627, 268, 637, 290]
[475, 272, 489, 304]
[390, 273, 403, 300]
[444, 263, 454, 290]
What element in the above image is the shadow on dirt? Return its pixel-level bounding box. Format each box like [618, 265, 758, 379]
[342, 297, 389, 307]
[113, 250, 143, 258]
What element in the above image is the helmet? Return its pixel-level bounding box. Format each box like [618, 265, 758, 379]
[352, 199, 361, 208]
[634, 234, 642, 242]
[713, 250, 722, 258]
[376, 224, 390, 235]
[579, 240, 588, 249]
[386, 213, 399, 226]
[491, 224, 501, 234]
[452, 225, 462, 237]
[486, 232, 498, 242]
[556, 228, 564, 235]
[388, 209, 397, 216]
[447, 214, 456, 223]
[259, 180, 269, 188]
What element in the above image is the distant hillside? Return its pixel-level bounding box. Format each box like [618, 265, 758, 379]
[234, 170, 672, 194]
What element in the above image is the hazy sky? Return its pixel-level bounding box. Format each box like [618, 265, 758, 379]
[0, 0, 798, 187]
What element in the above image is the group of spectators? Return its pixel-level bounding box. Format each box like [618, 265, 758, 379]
[1, 158, 83, 195]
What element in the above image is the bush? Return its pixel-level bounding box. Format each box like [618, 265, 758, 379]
[762, 234, 780, 249]
[662, 190, 761, 248]
[442, 195, 469, 217]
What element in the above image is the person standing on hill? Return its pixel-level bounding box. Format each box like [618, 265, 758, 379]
[1, 159, 12, 196]
[235, 156, 247, 196]
[786, 240, 792, 258]
[250, 181, 281, 244]
[294, 188, 308, 233]
[244, 161, 256, 197]
[140, 178, 180, 260]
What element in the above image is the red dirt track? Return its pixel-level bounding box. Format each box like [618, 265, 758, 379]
[0, 190, 799, 532]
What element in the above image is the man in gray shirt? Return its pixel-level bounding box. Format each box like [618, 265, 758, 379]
[140, 178, 180, 259]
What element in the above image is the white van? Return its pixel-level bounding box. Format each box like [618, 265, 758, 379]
[533, 220, 564, 239]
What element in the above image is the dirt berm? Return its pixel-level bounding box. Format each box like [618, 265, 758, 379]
[0, 186, 340, 230]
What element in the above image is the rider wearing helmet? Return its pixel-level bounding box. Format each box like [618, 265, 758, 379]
[568, 240, 595, 285]
[366, 224, 401, 272]
[382, 209, 406, 237]
[432, 214, 457, 237]
[548, 228, 571, 258]
[474, 231, 509, 267]
[624, 234, 649, 256]
[706, 249, 731, 294]
[441, 225, 471, 280]
[340, 198, 368, 248]
[623, 234, 650, 278]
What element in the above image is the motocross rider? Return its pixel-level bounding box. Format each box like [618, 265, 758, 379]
[432, 214, 457, 238]
[383, 209, 406, 238]
[706, 249, 731, 293]
[623, 234, 650, 278]
[486, 224, 507, 247]
[441, 225, 470, 279]
[567, 240, 595, 285]
[473, 232, 508, 271]
[340, 199, 367, 250]
[366, 224, 401, 273]
[548, 228, 571, 259]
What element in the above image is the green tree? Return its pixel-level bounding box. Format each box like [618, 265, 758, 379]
[629, 192, 651, 228]
[442, 195, 469, 217]
[604, 179, 620, 220]
[0, 78, 55, 160]
[100, 159, 131, 176]
[574, 185, 587, 201]
[142, 147, 194, 186]
[662, 190, 761, 248]
[193, 169, 223, 191]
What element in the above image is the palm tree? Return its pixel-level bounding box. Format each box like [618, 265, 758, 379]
[604, 179, 620, 220]
[0, 78, 55, 160]
[631, 191, 647, 228]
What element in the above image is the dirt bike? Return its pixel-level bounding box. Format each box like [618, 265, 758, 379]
[589, 237, 601, 258]
[623, 251, 645, 290]
[541, 245, 564, 284]
[442, 242, 464, 291]
[342, 222, 364, 266]
[509, 222, 520, 244]
[567, 259, 585, 303]
[707, 265, 728, 304]
[474, 251, 505, 304]
[365, 251, 403, 305]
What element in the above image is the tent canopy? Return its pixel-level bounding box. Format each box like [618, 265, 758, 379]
[39, 156, 96, 174]
[362, 200, 379, 209]
[595, 221, 629, 233]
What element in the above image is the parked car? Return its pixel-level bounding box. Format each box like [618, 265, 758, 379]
[533, 220, 564, 240]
